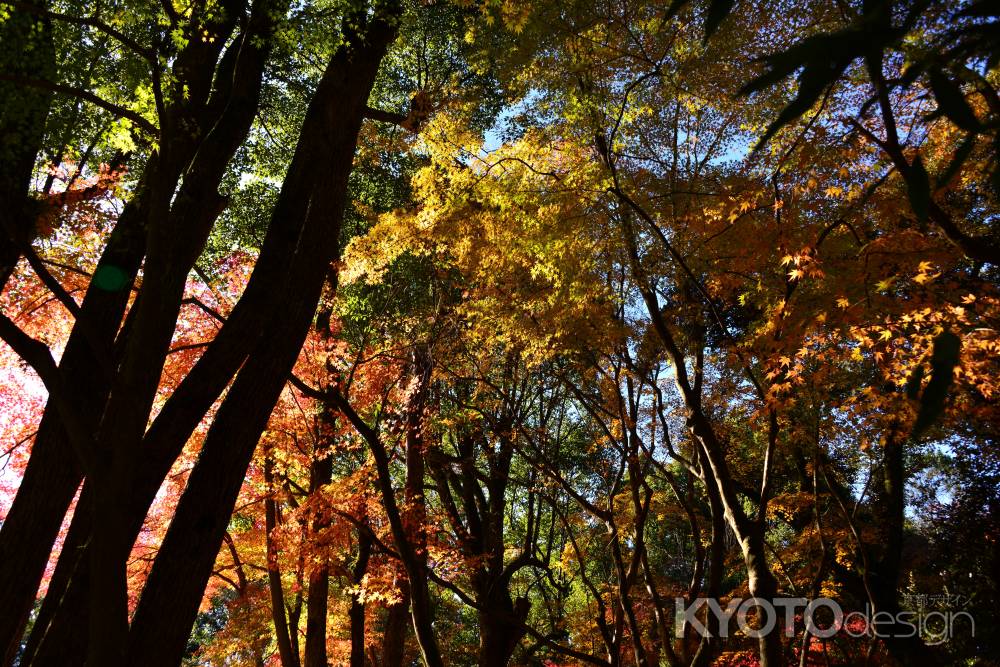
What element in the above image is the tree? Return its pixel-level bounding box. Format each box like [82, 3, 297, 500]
[1, 1, 997, 666]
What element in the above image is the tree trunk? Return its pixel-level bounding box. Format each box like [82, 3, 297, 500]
[13, 3, 288, 661]
[349, 531, 372, 667]
[873, 434, 941, 666]
[124, 13, 399, 665]
[381, 576, 410, 667]
[476, 589, 529, 667]
[0, 188, 148, 665]
[304, 453, 334, 667]
[344, 345, 443, 667]
[265, 455, 301, 667]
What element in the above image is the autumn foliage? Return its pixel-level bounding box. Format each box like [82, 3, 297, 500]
[1, 1, 998, 666]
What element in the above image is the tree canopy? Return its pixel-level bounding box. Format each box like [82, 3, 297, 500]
[0, 0, 997, 666]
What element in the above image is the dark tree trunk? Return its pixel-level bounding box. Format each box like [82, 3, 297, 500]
[13, 3, 288, 662]
[476, 590, 529, 667]
[18, 485, 91, 665]
[0, 188, 148, 665]
[338, 345, 444, 667]
[123, 12, 399, 665]
[400, 348, 436, 665]
[872, 434, 941, 666]
[349, 531, 372, 667]
[381, 578, 411, 667]
[689, 468, 725, 667]
[82, 4, 261, 660]
[304, 453, 334, 667]
[265, 455, 301, 667]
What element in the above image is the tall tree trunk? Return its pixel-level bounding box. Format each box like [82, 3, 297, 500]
[14, 3, 288, 662]
[265, 455, 301, 667]
[337, 344, 444, 667]
[381, 573, 411, 667]
[689, 467, 725, 667]
[349, 531, 372, 667]
[0, 187, 148, 664]
[397, 346, 442, 667]
[304, 453, 334, 667]
[124, 13, 399, 665]
[873, 433, 940, 666]
[82, 4, 261, 661]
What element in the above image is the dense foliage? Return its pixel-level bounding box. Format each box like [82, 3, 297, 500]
[0, 0, 997, 666]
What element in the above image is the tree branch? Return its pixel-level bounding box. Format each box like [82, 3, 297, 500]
[362, 106, 408, 126]
[9, 2, 156, 62]
[0, 75, 158, 136]
[0, 313, 96, 473]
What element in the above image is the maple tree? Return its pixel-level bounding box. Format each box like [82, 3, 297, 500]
[1, 0, 998, 666]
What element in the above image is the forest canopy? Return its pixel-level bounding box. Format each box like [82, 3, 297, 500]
[0, 0, 998, 665]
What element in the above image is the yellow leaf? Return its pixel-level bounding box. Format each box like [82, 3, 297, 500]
[876, 276, 896, 291]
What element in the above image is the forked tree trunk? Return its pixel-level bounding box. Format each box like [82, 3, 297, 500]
[0, 189, 148, 665]
[123, 11, 400, 665]
[476, 590, 529, 667]
[11, 1, 289, 661]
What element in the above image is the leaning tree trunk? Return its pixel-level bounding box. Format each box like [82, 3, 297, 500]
[123, 11, 400, 665]
[0, 182, 148, 665]
[16, 2, 288, 661]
